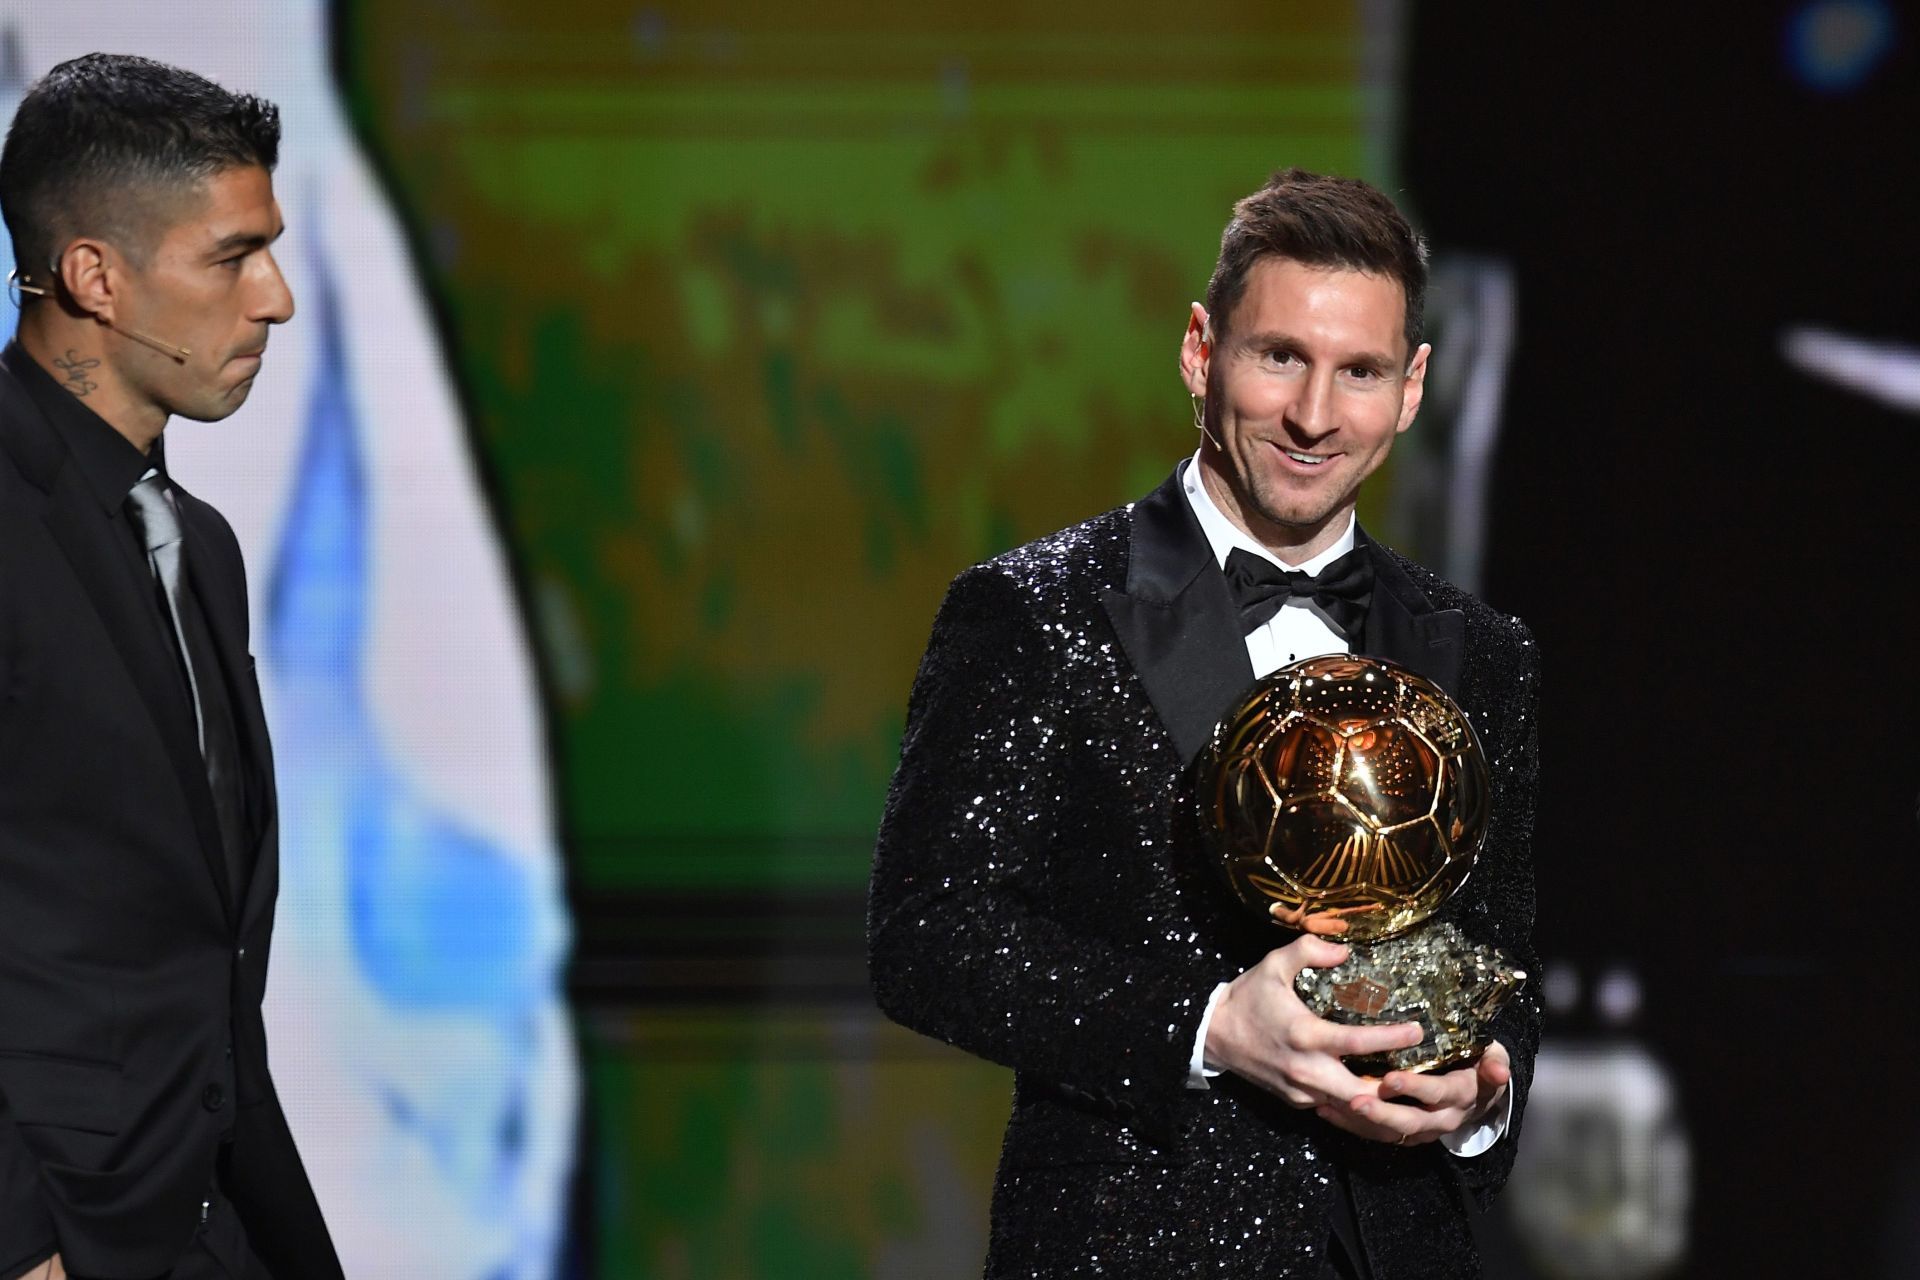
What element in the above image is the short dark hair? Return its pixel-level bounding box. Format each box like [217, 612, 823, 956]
[1204, 168, 1429, 356]
[0, 53, 280, 280]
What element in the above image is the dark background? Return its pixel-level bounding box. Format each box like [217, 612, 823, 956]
[1410, 5, 1920, 1272]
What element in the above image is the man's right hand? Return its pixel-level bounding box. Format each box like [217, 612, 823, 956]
[1204, 935, 1423, 1110]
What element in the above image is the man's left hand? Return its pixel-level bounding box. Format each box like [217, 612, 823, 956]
[1314, 1040, 1510, 1148]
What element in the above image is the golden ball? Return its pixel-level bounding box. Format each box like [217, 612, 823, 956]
[1195, 654, 1490, 942]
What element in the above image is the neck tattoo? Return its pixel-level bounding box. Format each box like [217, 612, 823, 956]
[52, 349, 101, 398]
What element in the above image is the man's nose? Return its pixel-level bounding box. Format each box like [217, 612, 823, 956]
[252, 249, 296, 325]
[1285, 371, 1335, 439]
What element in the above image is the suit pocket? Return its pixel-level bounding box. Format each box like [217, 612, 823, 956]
[1000, 1093, 1180, 1170]
[0, 1050, 123, 1136]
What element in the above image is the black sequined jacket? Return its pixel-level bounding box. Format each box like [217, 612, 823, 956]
[869, 466, 1542, 1279]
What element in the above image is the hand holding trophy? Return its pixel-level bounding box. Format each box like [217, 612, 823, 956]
[1195, 655, 1525, 1076]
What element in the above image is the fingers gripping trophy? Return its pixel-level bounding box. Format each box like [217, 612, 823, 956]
[1196, 654, 1525, 1075]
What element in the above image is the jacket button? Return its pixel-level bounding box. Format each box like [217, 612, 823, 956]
[202, 1084, 225, 1111]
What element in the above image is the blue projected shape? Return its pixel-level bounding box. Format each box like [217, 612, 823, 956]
[269, 244, 544, 1015]
[1786, 0, 1897, 93]
[265, 239, 558, 1244]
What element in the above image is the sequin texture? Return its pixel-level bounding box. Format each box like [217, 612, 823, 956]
[869, 479, 1541, 1279]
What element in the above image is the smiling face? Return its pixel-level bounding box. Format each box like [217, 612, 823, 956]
[1181, 256, 1429, 563]
[110, 163, 294, 423]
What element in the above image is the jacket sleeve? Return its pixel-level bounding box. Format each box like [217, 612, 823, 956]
[1442, 623, 1544, 1206]
[0, 503, 58, 1272]
[868, 565, 1211, 1144]
[0, 1101, 57, 1277]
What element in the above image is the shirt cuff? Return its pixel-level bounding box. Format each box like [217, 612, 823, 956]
[1439, 1074, 1514, 1158]
[1185, 982, 1233, 1090]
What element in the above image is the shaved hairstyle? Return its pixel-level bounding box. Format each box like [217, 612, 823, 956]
[0, 52, 280, 283]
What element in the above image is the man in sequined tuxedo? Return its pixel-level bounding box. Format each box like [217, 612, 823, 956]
[870, 169, 1540, 1279]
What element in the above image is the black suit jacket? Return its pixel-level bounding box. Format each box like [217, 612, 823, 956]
[0, 344, 340, 1278]
[870, 466, 1542, 1279]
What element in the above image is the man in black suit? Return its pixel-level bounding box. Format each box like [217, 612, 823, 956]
[870, 169, 1540, 1278]
[0, 55, 341, 1279]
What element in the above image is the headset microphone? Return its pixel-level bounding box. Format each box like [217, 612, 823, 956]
[8, 270, 192, 361]
[108, 323, 192, 362]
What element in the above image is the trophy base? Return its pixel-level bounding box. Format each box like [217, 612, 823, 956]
[1293, 921, 1525, 1076]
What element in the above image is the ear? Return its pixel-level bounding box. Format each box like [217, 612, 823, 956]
[1179, 301, 1212, 398]
[53, 237, 119, 325]
[1395, 341, 1431, 434]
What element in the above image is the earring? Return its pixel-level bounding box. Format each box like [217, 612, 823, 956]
[1192, 394, 1222, 450]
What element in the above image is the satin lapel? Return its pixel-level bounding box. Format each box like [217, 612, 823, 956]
[1099, 468, 1256, 765]
[38, 470, 236, 918]
[1358, 528, 1466, 698]
[176, 493, 277, 928]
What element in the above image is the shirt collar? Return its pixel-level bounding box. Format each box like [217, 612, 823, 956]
[4, 339, 163, 512]
[1180, 452, 1356, 575]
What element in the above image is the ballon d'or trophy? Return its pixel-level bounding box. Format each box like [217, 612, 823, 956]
[1195, 654, 1525, 1075]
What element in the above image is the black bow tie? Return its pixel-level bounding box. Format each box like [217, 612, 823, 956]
[1222, 545, 1374, 642]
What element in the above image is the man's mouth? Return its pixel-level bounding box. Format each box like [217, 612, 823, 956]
[1280, 448, 1333, 467]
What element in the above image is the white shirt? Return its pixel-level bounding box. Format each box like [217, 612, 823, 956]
[1180, 454, 1358, 671]
[1177, 455, 1509, 1157]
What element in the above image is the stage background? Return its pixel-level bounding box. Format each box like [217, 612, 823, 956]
[6, 0, 1917, 1275]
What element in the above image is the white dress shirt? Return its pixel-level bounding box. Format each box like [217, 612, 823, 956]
[1176, 455, 1509, 1157]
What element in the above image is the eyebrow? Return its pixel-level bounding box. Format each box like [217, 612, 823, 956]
[206, 224, 286, 257]
[1240, 330, 1399, 371]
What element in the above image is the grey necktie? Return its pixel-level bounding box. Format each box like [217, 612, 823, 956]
[125, 473, 204, 748]
[124, 472, 253, 906]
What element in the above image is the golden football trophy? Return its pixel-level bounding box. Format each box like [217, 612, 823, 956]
[1195, 654, 1525, 1075]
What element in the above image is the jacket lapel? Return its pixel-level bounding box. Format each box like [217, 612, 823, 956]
[1100, 467, 1256, 766]
[0, 348, 237, 922]
[176, 489, 275, 927]
[1097, 469, 1469, 763]
[1357, 527, 1467, 698]
[34, 459, 237, 920]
